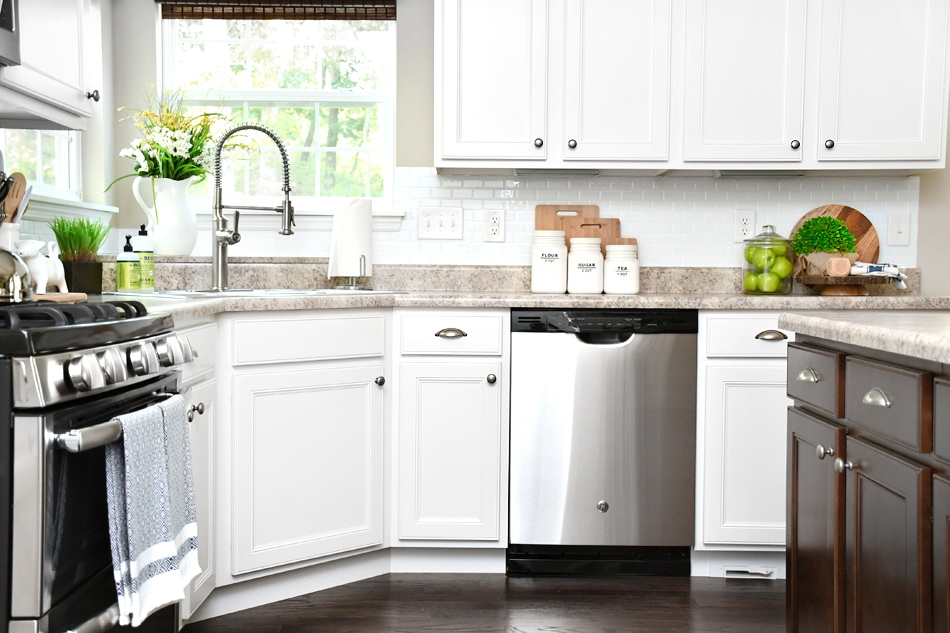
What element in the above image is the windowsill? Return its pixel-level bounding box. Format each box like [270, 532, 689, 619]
[21, 193, 118, 224]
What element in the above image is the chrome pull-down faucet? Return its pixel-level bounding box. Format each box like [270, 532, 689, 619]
[210, 123, 294, 291]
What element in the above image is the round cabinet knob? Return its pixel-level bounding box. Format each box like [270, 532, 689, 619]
[97, 347, 128, 385]
[85, 89, 100, 102]
[487, 374, 497, 384]
[375, 376, 386, 386]
[187, 402, 206, 423]
[790, 139, 801, 149]
[815, 444, 835, 460]
[596, 500, 609, 513]
[833, 457, 854, 474]
[825, 139, 835, 149]
[66, 354, 105, 392]
[568, 139, 577, 149]
[128, 342, 159, 376]
[534, 138, 544, 148]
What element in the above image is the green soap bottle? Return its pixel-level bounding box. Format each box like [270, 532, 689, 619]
[116, 235, 141, 292]
[132, 224, 155, 293]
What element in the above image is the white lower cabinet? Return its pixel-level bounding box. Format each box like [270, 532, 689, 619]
[394, 309, 510, 543]
[696, 311, 792, 552]
[219, 310, 388, 576]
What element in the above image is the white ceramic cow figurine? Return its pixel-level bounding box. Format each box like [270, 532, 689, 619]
[15, 240, 68, 295]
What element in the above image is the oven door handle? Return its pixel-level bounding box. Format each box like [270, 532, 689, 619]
[63, 603, 120, 633]
[55, 419, 123, 453]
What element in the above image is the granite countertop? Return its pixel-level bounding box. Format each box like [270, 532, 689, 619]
[779, 310, 950, 365]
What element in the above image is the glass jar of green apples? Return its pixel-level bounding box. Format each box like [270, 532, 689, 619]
[742, 225, 793, 294]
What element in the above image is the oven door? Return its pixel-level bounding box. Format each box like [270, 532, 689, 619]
[9, 373, 180, 633]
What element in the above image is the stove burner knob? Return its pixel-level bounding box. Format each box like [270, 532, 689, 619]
[97, 347, 128, 384]
[66, 354, 106, 392]
[156, 336, 185, 367]
[129, 342, 159, 376]
[177, 334, 196, 363]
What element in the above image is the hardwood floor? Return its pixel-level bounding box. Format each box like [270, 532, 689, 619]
[182, 574, 786, 633]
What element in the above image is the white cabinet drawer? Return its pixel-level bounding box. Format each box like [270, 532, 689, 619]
[179, 323, 216, 386]
[704, 313, 791, 358]
[232, 313, 385, 365]
[400, 313, 505, 356]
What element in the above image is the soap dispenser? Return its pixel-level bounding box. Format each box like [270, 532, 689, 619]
[116, 235, 141, 293]
[132, 224, 154, 293]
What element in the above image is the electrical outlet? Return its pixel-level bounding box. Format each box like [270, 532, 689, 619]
[734, 208, 756, 243]
[418, 207, 463, 240]
[485, 209, 505, 242]
[887, 212, 911, 246]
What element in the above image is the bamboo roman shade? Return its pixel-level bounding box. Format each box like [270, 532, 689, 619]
[156, 0, 396, 20]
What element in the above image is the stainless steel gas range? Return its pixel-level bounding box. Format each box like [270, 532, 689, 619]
[0, 300, 196, 633]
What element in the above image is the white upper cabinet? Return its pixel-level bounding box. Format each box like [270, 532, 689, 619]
[438, 0, 549, 160]
[0, 0, 99, 130]
[816, 0, 950, 161]
[562, 0, 672, 161]
[435, 0, 950, 172]
[683, 0, 806, 161]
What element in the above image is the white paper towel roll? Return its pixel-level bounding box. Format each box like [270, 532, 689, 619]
[328, 198, 374, 278]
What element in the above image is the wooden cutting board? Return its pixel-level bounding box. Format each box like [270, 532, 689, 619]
[560, 217, 621, 256]
[790, 204, 880, 263]
[34, 292, 88, 303]
[535, 204, 601, 230]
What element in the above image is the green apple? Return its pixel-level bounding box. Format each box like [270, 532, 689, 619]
[771, 256, 793, 279]
[742, 271, 759, 292]
[770, 244, 788, 257]
[751, 248, 776, 271]
[757, 272, 782, 293]
[744, 245, 761, 265]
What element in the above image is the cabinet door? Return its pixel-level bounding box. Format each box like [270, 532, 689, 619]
[787, 408, 846, 633]
[438, 0, 549, 160]
[936, 475, 950, 633]
[817, 0, 950, 161]
[398, 361, 503, 540]
[683, 0, 806, 161]
[703, 364, 789, 545]
[562, 0, 671, 161]
[231, 364, 384, 574]
[844, 437, 932, 633]
[181, 379, 215, 620]
[0, 0, 94, 126]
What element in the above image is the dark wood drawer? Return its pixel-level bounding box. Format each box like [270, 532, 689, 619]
[933, 378, 950, 464]
[845, 356, 933, 453]
[787, 342, 845, 418]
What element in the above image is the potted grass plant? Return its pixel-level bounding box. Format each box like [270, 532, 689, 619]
[49, 217, 109, 294]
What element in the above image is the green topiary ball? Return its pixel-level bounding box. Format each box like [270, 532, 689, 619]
[792, 216, 857, 256]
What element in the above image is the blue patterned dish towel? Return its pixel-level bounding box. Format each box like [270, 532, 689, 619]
[104, 394, 200, 627]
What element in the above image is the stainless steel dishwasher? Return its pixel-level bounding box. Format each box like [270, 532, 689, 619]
[508, 309, 698, 575]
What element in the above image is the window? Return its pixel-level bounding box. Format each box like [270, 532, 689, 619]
[0, 129, 80, 198]
[162, 18, 395, 209]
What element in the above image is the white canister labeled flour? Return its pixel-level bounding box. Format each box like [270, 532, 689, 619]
[530, 230, 567, 293]
[604, 244, 640, 295]
[567, 237, 603, 294]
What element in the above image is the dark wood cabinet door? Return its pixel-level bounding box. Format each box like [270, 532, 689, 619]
[935, 475, 950, 633]
[844, 437, 932, 633]
[787, 408, 846, 633]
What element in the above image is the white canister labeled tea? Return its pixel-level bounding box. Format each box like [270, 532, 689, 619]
[530, 230, 567, 293]
[604, 244, 640, 295]
[567, 237, 603, 294]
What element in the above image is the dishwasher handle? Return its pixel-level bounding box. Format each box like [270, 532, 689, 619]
[575, 332, 634, 345]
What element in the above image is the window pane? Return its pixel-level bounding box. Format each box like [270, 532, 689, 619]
[321, 150, 384, 197]
[0, 129, 76, 191]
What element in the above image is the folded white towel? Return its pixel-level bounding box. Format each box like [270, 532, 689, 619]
[104, 394, 200, 627]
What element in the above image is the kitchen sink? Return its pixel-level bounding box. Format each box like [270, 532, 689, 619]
[154, 288, 403, 298]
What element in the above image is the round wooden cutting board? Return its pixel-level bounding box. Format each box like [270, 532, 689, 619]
[789, 204, 880, 263]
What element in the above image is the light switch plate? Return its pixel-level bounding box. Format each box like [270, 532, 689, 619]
[887, 212, 911, 246]
[418, 207, 463, 240]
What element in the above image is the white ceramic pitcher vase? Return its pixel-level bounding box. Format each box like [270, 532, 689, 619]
[132, 176, 199, 256]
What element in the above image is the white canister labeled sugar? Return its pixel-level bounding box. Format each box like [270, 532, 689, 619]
[530, 230, 568, 293]
[567, 237, 603, 294]
[604, 244, 640, 295]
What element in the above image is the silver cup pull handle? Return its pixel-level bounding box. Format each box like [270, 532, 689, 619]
[435, 327, 468, 339]
[862, 387, 891, 408]
[797, 367, 821, 383]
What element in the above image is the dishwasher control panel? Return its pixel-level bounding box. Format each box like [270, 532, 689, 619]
[511, 309, 698, 334]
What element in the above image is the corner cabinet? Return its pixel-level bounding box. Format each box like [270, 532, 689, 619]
[218, 310, 389, 578]
[0, 0, 100, 130]
[436, 0, 672, 166]
[695, 311, 792, 569]
[393, 309, 510, 544]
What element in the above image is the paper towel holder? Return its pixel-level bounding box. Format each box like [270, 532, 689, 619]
[333, 254, 371, 290]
